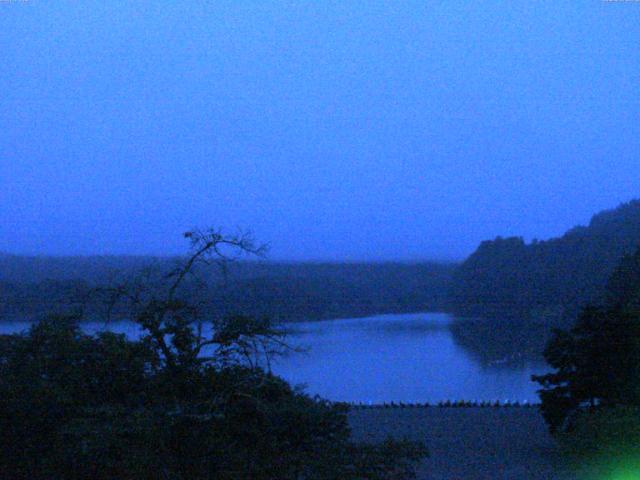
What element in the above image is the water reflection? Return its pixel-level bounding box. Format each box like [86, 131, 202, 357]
[448, 317, 552, 367]
[272, 313, 549, 403]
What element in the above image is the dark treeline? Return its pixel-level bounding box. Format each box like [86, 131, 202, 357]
[448, 199, 640, 322]
[4, 199, 640, 327]
[0, 257, 455, 322]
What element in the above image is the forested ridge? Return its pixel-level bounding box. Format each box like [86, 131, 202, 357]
[448, 199, 640, 321]
[4, 199, 640, 325]
[0, 258, 455, 322]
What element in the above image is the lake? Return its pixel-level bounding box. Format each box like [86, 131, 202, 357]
[0, 312, 549, 404]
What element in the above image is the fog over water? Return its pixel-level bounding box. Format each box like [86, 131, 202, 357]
[2, 2, 639, 261]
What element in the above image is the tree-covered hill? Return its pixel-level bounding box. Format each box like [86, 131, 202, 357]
[0, 257, 455, 322]
[448, 199, 640, 322]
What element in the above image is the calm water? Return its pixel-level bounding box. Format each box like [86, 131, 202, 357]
[0, 312, 548, 404]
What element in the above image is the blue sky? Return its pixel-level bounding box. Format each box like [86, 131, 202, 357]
[1, 1, 639, 260]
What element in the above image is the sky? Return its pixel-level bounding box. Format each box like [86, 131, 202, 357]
[1, 1, 639, 261]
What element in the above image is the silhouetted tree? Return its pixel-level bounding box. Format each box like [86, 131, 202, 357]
[0, 229, 427, 479]
[533, 246, 640, 437]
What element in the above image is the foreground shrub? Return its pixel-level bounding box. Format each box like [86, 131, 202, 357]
[0, 317, 426, 479]
[0, 229, 426, 479]
[533, 248, 640, 476]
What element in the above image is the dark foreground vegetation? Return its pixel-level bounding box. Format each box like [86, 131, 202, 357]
[533, 245, 640, 464]
[0, 230, 426, 479]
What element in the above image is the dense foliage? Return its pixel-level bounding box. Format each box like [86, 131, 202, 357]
[448, 199, 640, 321]
[0, 230, 426, 479]
[533, 306, 640, 433]
[533, 247, 640, 455]
[0, 317, 426, 479]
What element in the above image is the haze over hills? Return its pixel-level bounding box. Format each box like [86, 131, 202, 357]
[0, 258, 455, 322]
[2, 199, 640, 326]
[448, 199, 640, 322]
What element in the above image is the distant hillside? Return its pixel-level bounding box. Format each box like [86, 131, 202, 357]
[605, 245, 640, 313]
[448, 199, 640, 322]
[0, 257, 456, 322]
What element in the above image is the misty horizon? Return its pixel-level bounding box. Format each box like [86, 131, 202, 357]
[1, 197, 638, 263]
[2, 2, 638, 261]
